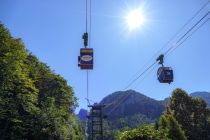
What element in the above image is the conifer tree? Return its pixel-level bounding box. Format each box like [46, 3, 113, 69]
[167, 88, 210, 140]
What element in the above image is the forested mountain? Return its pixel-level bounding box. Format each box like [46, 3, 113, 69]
[118, 89, 210, 140]
[101, 90, 165, 120]
[88, 89, 210, 135]
[77, 89, 210, 139]
[100, 90, 165, 131]
[0, 24, 84, 139]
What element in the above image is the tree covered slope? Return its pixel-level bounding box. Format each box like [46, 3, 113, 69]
[0, 24, 84, 140]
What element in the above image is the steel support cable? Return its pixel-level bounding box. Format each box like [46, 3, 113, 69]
[106, 63, 158, 116]
[85, 1, 90, 140]
[124, 1, 210, 92]
[109, 13, 210, 128]
[86, 71, 89, 104]
[159, 0, 210, 55]
[86, 0, 92, 104]
[164, 11, 210, 56]
[106, 62, 158, 115]
[102, 89, 129, 110]
[176, 11, 209, 44]
[107, 17, 207, 115]
[133, 63, 158, 89]
[106, 61, 157, 115]
[86, 0, 92, 103]
[106, 6, 210, 117]
[106, 92, 134, 116]
[89, 0, 92, 42]
[124, 61, 157, 90]
[166, 17, 210, 58]
[85, 0, 88, 33]
[85, 0, 89, 107]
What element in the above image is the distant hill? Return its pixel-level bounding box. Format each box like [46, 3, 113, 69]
[160, 92, 210, 108]
[77, 90, 210, 132]
[191, 92, 210, 107]
[77, 90, 210, 139]
[77, 108, 88, 121]
[100, 90, 165, 129]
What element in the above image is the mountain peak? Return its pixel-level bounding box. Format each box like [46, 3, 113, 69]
[100, 90, 165, 120]
[77, 108, 88, 121]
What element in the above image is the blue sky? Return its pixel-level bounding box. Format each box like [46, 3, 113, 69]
[0, 0, 210, 111]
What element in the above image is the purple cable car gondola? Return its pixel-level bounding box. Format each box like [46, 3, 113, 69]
[156, 54, 173, 84]
[157, 67, 173, 84]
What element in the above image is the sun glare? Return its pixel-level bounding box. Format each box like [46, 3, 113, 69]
[126, 8, 145, 31]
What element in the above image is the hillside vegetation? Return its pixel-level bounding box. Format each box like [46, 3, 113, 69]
[0, 24, 84, 140]
[118, 88, 210, 140]
[101, 90, 165, 129]
[99, 90, 165, 139]
[79, 89, 210, 139]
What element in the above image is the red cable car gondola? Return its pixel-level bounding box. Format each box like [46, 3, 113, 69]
[78, 48, 93, 70]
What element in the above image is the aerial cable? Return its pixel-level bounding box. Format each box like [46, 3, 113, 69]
[124, 1, 210, 91]
[107, 8, 210, 119]
[82, 0, 93, 139]
[108, 4, 210, 116]
[86, 0, 92, 104]
[124, 61, 157, 90]
[106, 91, 134, 116]
[159, 0, 210, 56]
[108, 12, 210, 123]
[85, 0, 88, 33]
[86, 71, 89, 104]
[176, 11, 209, 44]
[89, 0, 92, 44]
[166, 17, 210, 57]
[164, 11, 210, 56]
[146, 1, 209, 64]
[125, 12, 209, 90]
[133, 63, 158, 89]
[106, 63, 158, 116]
[85, 0, 93, 102]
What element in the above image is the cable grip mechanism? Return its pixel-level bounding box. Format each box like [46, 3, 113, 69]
[82, 32, 88, 47]
[156, 54, 164, 66]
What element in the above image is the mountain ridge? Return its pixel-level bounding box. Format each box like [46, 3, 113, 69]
[77, 90, 210, 128]
[100, 90, 165, 120]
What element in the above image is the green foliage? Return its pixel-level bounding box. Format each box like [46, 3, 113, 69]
[100, 113, 155, 140]
[191, 92, 210, 107]
[167, 88, 210, 140]
[116, 88, 210, 140]
[158, 113, 187, 140]
[112, 113, 154, 130]
[117, 125, 168, 140]
[116, 113, 187, 140]
[100, 90, 164, 139]
[0, 24, 84, 140]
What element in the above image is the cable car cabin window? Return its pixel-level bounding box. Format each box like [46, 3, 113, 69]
[78, 48, 93, 70]
[157, 67, 173, 84]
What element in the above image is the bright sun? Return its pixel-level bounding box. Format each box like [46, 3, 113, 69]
[126, 8, 145, 30]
